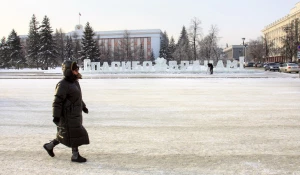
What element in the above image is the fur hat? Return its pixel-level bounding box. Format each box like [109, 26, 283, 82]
[62, 61, 78, 78]
[71, 62, 79, 71]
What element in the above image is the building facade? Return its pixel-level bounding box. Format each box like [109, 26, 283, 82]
[262, 2, 300, 63]
[67, 25, 163, 61]
[223, 45, 247, 61]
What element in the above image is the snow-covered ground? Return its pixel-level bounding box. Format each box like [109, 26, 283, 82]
[0, 67, 299, 79]
[1, 77, 300, 174]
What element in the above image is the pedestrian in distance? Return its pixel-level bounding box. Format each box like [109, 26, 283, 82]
[43, 61, 90, 163]
[208, 63, 214, 75]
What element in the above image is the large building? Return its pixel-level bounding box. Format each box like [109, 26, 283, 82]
[67, 24, 163, 60]
[262, 2, 300, 62]
[223, 45, 247, 61]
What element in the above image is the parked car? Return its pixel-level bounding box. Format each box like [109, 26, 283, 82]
[264, 62, 280, 71]
[254, 62, 263, 67]
[244, 62, 255, 67]
[263, 63, 268, 68]
[279, 63, 300, 73]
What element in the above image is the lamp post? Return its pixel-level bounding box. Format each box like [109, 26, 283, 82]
[242, 38, 247, 63]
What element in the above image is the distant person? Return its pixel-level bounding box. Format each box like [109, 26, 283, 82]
[43, 61, 90, 163]
[208, 63, 214, 74]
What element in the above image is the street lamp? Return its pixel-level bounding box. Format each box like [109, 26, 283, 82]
[242, 38, 247, 63]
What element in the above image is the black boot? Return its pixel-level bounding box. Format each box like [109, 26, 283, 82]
[71, 147, 87, 163]
[43, 139, 59, 157]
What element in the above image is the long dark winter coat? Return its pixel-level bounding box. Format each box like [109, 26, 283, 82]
[52, 61, 89, 147]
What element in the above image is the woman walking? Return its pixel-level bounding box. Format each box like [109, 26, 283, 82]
[43, 61, 89, 163]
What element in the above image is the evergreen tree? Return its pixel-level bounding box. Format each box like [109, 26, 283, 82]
[168, 36, 176, 61]
[55, 28, 65, 64]
[173, 26, 192, 62]
[159, 31, 169, 61]
[26, 14, 40, 69]
[0, 37, 10, 68]
[139, 43, 145, 62]
[38, 16, 58, 70]
[65, 36, 74, 60]
[150, 49, 155, 63]
[105, 45, 112, 63]
[81, 22, 99, 62]
[72, 33, 81, 61]
[95, 35, 101, 61]
[7, 29, 25, 69]
[113, 45, 121, 61]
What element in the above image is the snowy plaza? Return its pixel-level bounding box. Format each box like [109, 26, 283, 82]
[0, 71, 300, 174]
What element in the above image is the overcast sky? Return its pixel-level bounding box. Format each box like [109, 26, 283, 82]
[1, 0, 299, 47]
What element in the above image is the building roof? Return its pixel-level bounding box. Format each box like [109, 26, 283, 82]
[262, 2, 300, 32]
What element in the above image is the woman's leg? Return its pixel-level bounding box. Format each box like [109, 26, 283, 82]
[71, 147, 87, 163]
[43, 139, 59, 157]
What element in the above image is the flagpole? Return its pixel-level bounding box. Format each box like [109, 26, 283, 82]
[79, 13, 80, 25]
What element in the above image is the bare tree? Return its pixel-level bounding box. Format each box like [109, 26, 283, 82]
[113, 41, 121, 62]
[189, 17, 202, 60]
[263, 34, 280, 63]
[119, 30, 132, 61]
[247, 37, 264, 63]
[99, 39, 113, 64]
[118, 30, 141, 62]
[280, 19, 300, 62]
[198, 25, 220, 61]
[263, 34, 270, 62]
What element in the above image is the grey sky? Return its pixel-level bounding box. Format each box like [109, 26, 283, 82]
[1, 0, 299, 47]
